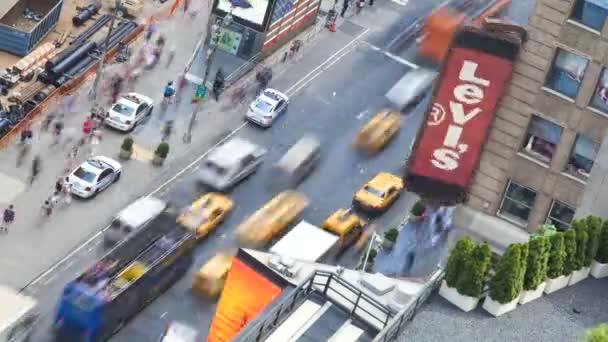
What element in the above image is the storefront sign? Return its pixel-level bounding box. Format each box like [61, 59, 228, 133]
[217, 28, 243, 55]
[408, 47, 514, 188]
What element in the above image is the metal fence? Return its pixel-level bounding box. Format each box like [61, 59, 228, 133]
[372, 269, 445, 342]
[234, 270, 394, 342]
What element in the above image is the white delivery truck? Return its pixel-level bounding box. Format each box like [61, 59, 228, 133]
[0, 285, 38, 342]
[270, 221, 340, 263]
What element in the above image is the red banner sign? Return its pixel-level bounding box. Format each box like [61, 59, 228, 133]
[408, 47, 514, 187]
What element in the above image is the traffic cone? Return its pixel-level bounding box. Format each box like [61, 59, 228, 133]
[330, 22, 337, 32]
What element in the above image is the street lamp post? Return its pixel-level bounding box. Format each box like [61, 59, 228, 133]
[90, 0, 120, 103]
[183, 10, 233, 143]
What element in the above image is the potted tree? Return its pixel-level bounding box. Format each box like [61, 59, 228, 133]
[383, 227, 399, 250]
[483, 243, 527, 317]
[583, 216, 601, 279]
[153, 142, 170, 166]
[365, 249, 377, 272]
[439, 237, 478, 312]
[454, 242, 492, 307]
[519, 235, 549, 304]
[569, 221, 589, 285]
[544, 232, 568, 294]
[119, 136, 134, 160]
[591, 220, 608, 279]
[409, 199, 426, 221]
[561, 228, 577, 285]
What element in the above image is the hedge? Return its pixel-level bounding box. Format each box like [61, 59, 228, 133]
[563, 228, 577, 276]
[515, 243, 528, 296]
[489, 243, 525, 304]
[585, 216, 602, 267]
[455, 242, 491, 298]
[523, 236, 550, 291]
[573, 222, 589, 271]
[586, 323, 608, 342]
[547, 232, 565, 279]
[444, 237, 474, 288]
[597, 221, 608, 264]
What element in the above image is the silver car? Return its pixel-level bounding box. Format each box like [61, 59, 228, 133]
[386, 68, 437, 111]
[198, 138, 266, 191]
[245, 88, 289, 128]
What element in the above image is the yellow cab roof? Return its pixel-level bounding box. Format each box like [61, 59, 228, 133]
[237, 191, 307, 238]
[199, 254, 233, 278]
[193, 193, 233, 210]
[367, 172, 403, 192]
[323, 209, 363, 235]
[364, 110, 399, 128]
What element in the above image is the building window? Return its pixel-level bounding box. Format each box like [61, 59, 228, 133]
[545, 49, 589, 99]
[521, 116, 563, 163]
[564, 134, 599, 180]
[498, 180, 537, 224]
[571, 0, 608, 31]
[546, 200, 576, 231]
[590, 67, 608, 113]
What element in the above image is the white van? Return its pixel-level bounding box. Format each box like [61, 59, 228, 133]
[271, 135, 320, 190]
[0, 285, 38, 342]
[386, 68, 437, 112]
[103, 196, 167, 245]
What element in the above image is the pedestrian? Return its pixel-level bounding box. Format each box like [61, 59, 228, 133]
[20, 122, 33, 144]
[163, 81, 175, 102]
[166, 45, 176, 68]
[340, 0, 350, 17]
[1, 205, 15, 233]
[41, 112, 56, 133]
[52, 115, 64, 145]
[88, 128, 103, 157]
[50, 190, 61, 207]
[63, 183, 72, 206]
[146, 21, 157, 41]
[55, 177, 64, 194]
[82, 116, 93, 138]
[29, 155, 41, 185]
[41, 200, 53, 218]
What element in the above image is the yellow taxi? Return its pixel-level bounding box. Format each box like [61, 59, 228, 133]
[354, 110, 400, 154]
[353, 172, 403, 213]
[235, 191, 309, 247]
[322, 208, 367, 250]
[176, 193, 233, 240]
[192, 253, 233, 298]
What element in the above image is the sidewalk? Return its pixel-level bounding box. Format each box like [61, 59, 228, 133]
[0, 6, 329, 290]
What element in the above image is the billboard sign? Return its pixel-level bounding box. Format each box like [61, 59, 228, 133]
[214, 0, 272, 32]
[407, 31, 520, 201]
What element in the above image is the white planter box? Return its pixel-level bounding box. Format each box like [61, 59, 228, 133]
[544, 275, 570, 294]
[482, 295, 518, 317]
[518, 282, 546, 305]
[568, 267, 590, 286]
[438, 281, 479, 312]
[591, 261, 608, 279]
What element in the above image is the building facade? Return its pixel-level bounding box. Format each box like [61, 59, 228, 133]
[462, 0, 608, 233]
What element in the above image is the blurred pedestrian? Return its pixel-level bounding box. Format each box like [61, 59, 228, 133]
[20, 122, 33, 144]
[41, 200, 53, 218]
[1, 205, 15, 234]
[82, 116, 93, 137]
[146, 20, 157, 41]
[88, 128, 103, 157]
[63, 183, 72, 206]
[51, 115, 64, 145]
[29, 155, 41, 185]
[340, 0, 350, 17]
[166, 45, 176, 68]
[41, 112, 56, 133]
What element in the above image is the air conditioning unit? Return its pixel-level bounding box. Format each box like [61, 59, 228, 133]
[269, 255, 301, 278]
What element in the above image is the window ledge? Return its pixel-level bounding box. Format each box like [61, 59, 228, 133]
[560, 171, 588, 185]
[517, 151, 551, 168]
[496, 212, 527, 228]
[566, 19, 602, 35]
[541, 87, 576, 103]
[586, 105, 608, 119]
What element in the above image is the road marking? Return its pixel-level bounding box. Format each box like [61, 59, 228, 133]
[356, 110, 369, 120]
[391, 0, 409, 5]
[363, 42, 419, 69]
[24, 29, 373, 290]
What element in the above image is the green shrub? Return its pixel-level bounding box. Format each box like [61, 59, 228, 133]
[563, 229, 577, 275]
[444, 236, 474, 288]
[489, 243, 524, 304]
[586, 323, 608, 342]
[574, 222, 589, 270]
[597, 221, 608, 264]
[455, 242, 491, 298]
[121, 136, 134, 151]
[155, 142, 170, 158]
[547, 232, 565, 279]
[515, 243, 528, 295]
[585, 216, 602, 267]
[410, 199, 426, 217]
[523, 236, 550, 291]
[368, 249, 377, 262]
[384, 228, 399, 242]
[536, 224, 557, 237]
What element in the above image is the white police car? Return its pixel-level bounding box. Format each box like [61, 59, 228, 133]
[105, 93, 154, 132]
[66, 156, 122, 199]
[245, 88, 289, 128]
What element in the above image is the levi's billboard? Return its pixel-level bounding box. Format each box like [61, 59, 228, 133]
[406, 27, 522, 203]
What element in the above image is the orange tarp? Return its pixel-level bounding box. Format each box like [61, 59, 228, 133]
[207, 258, 282, 342]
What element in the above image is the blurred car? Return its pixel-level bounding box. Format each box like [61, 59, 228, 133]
[198, 138, 266, 191]
[322, 208, 367, 250]
[353, 172, 403, 213]
[354, 110, 400, 154]
[235, 191, 309, 247]
[385, 68, 437, 111]
[66, 156, 122, 198]
[177, 193, 233, 240]
[245, 88, 289, 128]
[270, 135, 320, 190]
[105, 92, 154, 132]
[192, 253, 233, 298]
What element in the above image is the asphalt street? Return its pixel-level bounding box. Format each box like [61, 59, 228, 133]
[22, 0, 440, 340]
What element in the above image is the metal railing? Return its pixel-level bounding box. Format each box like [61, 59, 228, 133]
[234, 270, 394, 341]
[372, 270, 445, 342]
